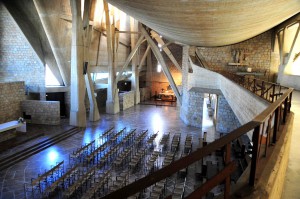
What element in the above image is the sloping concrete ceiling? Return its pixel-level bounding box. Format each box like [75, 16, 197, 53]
[2, 0, 64, 85]
[107, 0, 300, 46]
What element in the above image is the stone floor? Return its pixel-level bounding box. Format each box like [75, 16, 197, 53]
[0, 98, 221, 199]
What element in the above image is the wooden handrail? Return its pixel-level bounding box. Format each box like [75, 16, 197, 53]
[100, 60, 294, 199]
[186, 161, 237, 199]
[100, 122, 259, 199]
[253, 88, 293, 122]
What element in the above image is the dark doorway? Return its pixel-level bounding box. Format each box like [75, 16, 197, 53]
[46, 92, 66, 117]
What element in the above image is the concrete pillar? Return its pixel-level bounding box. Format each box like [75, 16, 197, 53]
[146, 45, 153, 92]
[104, 1, 119, 114]
[130, 18, 140, 104]
[85, 71, 100, 121]
[69, 0, 86, 127]
[180, 45, 190, 121]
[216, 95, 241, 133]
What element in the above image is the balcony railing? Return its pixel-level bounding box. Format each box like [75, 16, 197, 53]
[100, 60, 293, 199]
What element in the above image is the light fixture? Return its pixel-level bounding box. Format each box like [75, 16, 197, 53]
[157, 64, 161, 73]
[158, 43, 162, 51]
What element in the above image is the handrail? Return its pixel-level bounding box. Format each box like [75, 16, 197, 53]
[100, 122, 260, 199]
[253, 88, 293, 122]
[220, 71, 289, 103]
[100, 61, 294, 199]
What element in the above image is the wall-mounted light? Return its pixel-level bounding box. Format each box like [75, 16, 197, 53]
[157, 64, 161, 73]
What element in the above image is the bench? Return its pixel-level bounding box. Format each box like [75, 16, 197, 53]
[0, 121, 26, 143]
[0, 120, 26, 133]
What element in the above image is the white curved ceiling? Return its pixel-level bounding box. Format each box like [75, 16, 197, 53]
[107, 0, 300, 46]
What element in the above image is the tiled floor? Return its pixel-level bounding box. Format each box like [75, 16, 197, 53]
[0, 99, 220, 199]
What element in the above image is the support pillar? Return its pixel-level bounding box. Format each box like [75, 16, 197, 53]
[130, 18, 140, 104]
[69, 0, 86, 127]
[104, 1, 119, 114]
[85, 70, 100, 121]
[146, 44, 153, 92]
[83, 0, 100, 121]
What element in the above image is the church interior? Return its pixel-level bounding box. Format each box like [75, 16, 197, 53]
[0, 0, 300, 198]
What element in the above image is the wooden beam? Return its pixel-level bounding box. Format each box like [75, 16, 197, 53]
[142, 27, 182, 105]
[116, 35, 145, 81]
[151, 30, 182, 72]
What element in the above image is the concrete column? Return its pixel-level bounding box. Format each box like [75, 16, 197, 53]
[130, 18, 140, 104]
[104, 1, 119, 114]
[146, 45, 153, 93]
[69, 0, 86, 127]
[85, 71, 100, 121]
[180, 45, 190, 122]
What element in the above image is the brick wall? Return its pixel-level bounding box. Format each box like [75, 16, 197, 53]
[0, 3, 45, 91]
[216, 95, 241, 133]
[197, 31, 272, 81]
[0, 82, 25, 123]
[21, 100, 60, 125]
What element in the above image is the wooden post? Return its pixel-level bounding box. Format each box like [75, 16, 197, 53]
[273, 108, 279, 144]
[224, 143, 231, 199]
[253, 79, 256, 93]
[288, 92, 293, 112]
[261, 81, 265, 97]
[283, 97, 288, 124]
[249, 125, 261, 186]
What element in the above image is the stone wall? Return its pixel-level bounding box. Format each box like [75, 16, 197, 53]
[216, 95, 241, 133]
[0, 82, 25, 123]
[21, 100, 60, 125]
[119, 91, 135, 111]
[197, 31, 272, 81]
[119, 91, 134, 111]
[140, 87, 151, 102]
[0, 3, 45, 91]
[180, 54, 269, 129]
[183, 89, 204, 128]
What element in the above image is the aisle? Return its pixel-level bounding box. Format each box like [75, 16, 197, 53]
[282, 90, 300, 199]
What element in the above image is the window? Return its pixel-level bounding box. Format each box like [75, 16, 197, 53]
[45, 64, 60, 86]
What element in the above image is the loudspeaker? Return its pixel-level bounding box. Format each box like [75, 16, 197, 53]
[83, 62, 88, 75]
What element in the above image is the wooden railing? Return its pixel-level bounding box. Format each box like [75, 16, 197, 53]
[220, 71, 289, 103]
[100, 81, 293, 197]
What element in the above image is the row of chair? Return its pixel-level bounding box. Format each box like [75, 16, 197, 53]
[24, 161, 64, 198]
